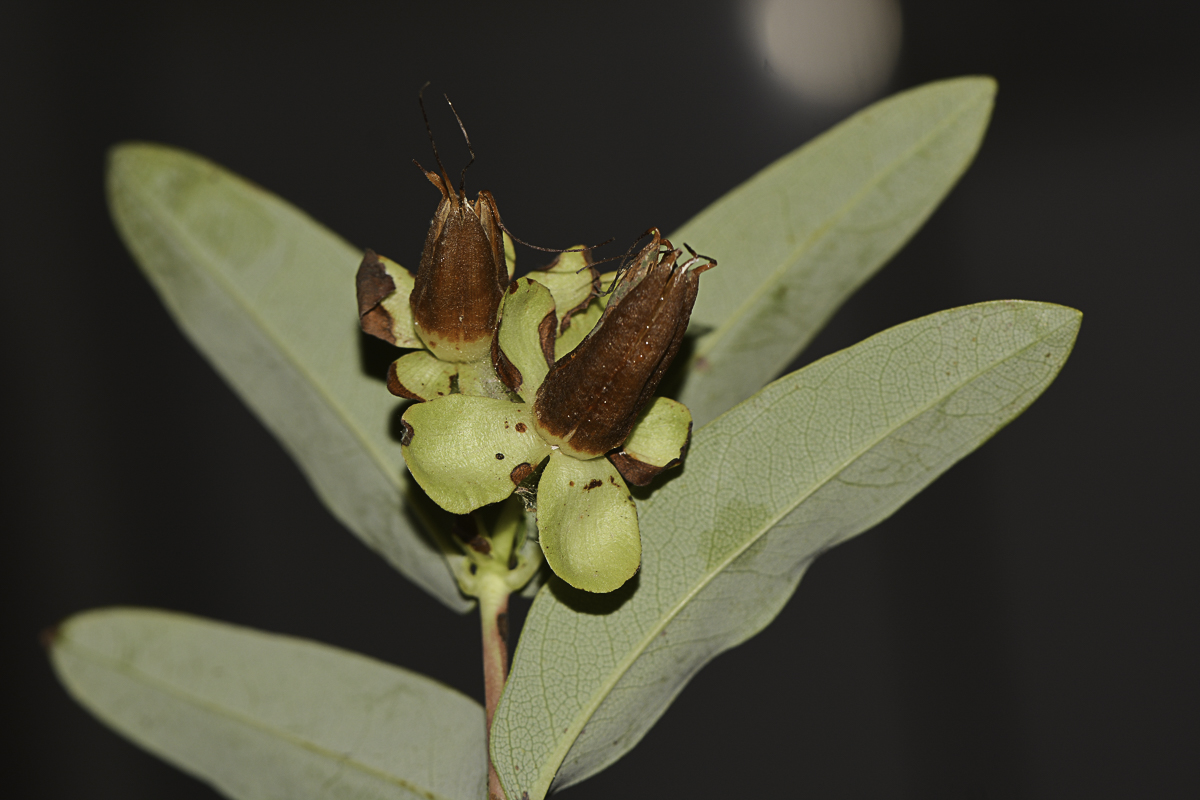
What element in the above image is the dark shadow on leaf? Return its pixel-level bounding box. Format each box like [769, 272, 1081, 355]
[358, 325, 399, 383]
[547, 571, 639, 616]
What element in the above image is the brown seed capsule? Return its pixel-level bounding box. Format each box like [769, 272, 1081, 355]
[408, 167, 508, 363]
[533, 230, 714, 460]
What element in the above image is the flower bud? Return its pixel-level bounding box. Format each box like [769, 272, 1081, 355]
[533, 230, 714, 460]
[408, 167, 508, 363]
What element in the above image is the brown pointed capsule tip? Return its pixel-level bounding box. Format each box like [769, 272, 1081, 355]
[408, 168, 508, 364]
[356, 250, 400, 345]
[533, 232, 715, 460]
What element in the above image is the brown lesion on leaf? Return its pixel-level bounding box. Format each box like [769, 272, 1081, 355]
[509, 462, 535, 485]
[399, 419, 415, 447]
[356, 249, 400, 345]
[386, 360, 427, 401]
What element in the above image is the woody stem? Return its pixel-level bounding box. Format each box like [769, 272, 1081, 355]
[478, 571, 511, 800]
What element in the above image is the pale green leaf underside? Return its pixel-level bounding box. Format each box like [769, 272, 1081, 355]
[107, 144, 470, 612]
[673, 76, 997, 427]
[51, 608, 486, 800]
[493, 300, 1081, 798]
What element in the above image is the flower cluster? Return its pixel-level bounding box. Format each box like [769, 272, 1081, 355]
[359, 206, 712, 592]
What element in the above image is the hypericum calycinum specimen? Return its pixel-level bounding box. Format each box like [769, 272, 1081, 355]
[400, 231, 714, 592]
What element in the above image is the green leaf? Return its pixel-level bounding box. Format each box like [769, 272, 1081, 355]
[536, 451, 640, 593]
[401, 395, 551, 515]
[50, 608, 486, 800]
[107, 144, 470, 612]
[493, 300, 1081, 798]
[673, 76, 997, 427]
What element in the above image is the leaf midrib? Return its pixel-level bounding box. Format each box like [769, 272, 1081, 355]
[528, 306, 1071, 797]
[59, 631, 465, 800]
[689, 85, 988, 364]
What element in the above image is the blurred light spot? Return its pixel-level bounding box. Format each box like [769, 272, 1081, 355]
[749, 0, 903, 107]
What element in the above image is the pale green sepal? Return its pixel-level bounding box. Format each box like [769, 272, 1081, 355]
[375, 254, 423, 349]
[503, 231, 516, 280]
[388, 350, 455, 401]
[536, 452, 640, 593]
[456, 358, 512, 400]
[106, 143, 469, 611]
[532, 247, 596, 332]
[553, 272, 615, 360]
[496, 277, 556, 398]
[51, 608, 486, 800]
[674, 77, 998, 427]
[621, 397, 692, 468]
[402, 396, 551, 515]
[493, 300, 1081, 799]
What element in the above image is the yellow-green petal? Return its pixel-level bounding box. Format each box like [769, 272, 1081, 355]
[624, 397, 691, 465]
[536, 451, 640, 593]
[494, 277, 557, 399]
[401, 396, 552, 515]
[531, 247, 597, 333]
[386, 350, 456, 401]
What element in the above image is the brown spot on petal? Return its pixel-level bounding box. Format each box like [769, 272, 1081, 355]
[515, 422, 527, 433]
[399, 419, 415, 447]
[495, 453, 505, 460]
[584, 478, 603, 491]
[509, 463, 534, 485]
[386, 361, 425, 401]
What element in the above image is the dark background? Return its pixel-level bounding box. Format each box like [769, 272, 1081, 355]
[4, 2, 1197, 797]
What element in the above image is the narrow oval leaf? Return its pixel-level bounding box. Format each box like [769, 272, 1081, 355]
[107, 144, 469, 611]
[50, 608, 486, 800]
[493, 300, 1081, 798]
[674, 76, 997, 427]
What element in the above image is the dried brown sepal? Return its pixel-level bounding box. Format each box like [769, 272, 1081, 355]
[409, 167, 508, 363]
[533, 230, 714, 459]
[356, 249, 399, 344]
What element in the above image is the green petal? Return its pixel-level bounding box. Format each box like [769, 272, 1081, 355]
[401, 396, 551, 515]
[532, 248, 597, 333]
[495, 277, 557, 398]
[554, 271, 616, 361]
[536, 452, 640, 593]
[610, 397, 692, 486]
[386, 350, 456, 401]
